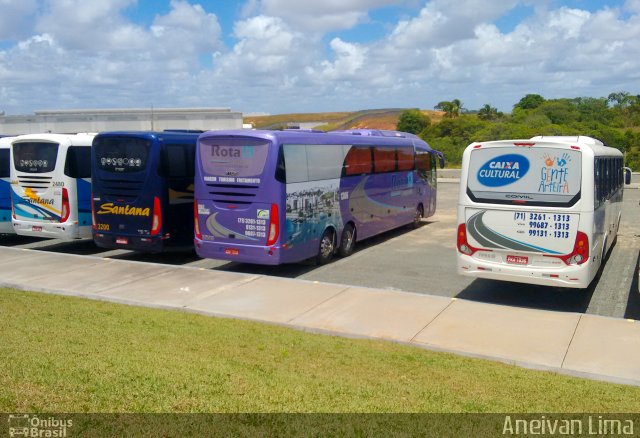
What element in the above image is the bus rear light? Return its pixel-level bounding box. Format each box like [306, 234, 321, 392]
[266, 203, 279, 246]
[473, 145, 482, 149]
[545, 231, 589, 265]
[60, 188, 70, 223]
[150, 196, 162, 236]
[571, 146, 580, 150]
[91, 192, 96, 229]
[194, 201, 202, 240]
[457, 224, 489, 256]
[514, 142, 535, 147]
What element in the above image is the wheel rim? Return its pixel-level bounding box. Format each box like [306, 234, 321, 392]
[343, 229, 354, 250]
[415, 206, 423, 223]
[320, 233, 334, 258]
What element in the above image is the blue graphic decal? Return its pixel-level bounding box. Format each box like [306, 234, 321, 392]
[477, 154, 529, 187]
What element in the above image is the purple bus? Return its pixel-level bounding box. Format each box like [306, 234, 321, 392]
[194, 129, 444, 265]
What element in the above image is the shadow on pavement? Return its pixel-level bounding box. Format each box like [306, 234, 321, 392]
[624, 251, 640, 321]
[456, 278, 596, 314]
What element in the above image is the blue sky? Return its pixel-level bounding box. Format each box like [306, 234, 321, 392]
[1, 0, 639, 116]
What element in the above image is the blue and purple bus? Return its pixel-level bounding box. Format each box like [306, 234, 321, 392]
[91, 131, 199, 252]
[0, 136, 16, 234]
[194, 129, 444, 265]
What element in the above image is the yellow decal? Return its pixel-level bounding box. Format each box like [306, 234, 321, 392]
[97, 203, 150, 217]
[23, 188, 61, 214]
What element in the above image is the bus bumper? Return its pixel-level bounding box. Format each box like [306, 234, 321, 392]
[457, 254, 592, 289]
[93, 232, 168, 253]
[194, 238, 285, 265]
[12, 220, 87, 239]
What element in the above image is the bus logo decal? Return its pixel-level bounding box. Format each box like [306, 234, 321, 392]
[477, 154, 529, 187]
[97, 203, 150, 217]
[257, 209, 269, 219]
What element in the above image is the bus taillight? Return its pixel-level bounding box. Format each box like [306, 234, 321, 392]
[457, 223, 488, 256]
[555, 231, 589, 265]
[60, 188, 70, 223]
[91, 192, 96, 229]
[266, 203, 279, 246]
[151, 196, 162, 236]
[194, 201, 202, 240]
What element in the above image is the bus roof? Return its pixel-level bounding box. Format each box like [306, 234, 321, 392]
[94, 130, 201, 141]
[10, 132, 96, 146]
[0, 136, 16, 148]
[198, 129, 442, 154]
[467, 135, 621, 157]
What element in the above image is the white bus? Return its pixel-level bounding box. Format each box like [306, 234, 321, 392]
[0, 136, 16, 234]
[10, 133, 94, 239]
[457, 136, 624, 289]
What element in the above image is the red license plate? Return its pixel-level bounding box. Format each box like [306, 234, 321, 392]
[506, 255, 528, 265]
[32, 226, 42, 232]
[225, 248, 240, 256]
[116, 237, 129, 245]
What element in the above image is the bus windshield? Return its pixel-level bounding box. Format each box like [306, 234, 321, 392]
[199, 137, 270, 178]
[467, 147, 582, 207]
[94, 137, 150, 173]
[13, 142, 58, 173]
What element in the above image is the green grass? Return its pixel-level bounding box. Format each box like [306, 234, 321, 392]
[2, 287, 640, 413]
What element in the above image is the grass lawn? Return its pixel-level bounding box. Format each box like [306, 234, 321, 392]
[1, 287, 640, 413]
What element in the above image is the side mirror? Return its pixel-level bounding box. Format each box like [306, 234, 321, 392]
[624, 167, 632, 185]
[439, 155, 445, 169]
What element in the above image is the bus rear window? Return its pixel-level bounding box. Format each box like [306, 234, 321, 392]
[199, 138, 270, 177]
[13, 142, 58, 173]
[467, 147, 582, 206]
[94, 137, 150, 173]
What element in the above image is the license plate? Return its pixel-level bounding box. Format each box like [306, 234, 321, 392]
[116, 237, 129, 245]
[32, 226, 42, 232]
[225, 248, 239, 256]
[506, 255, 528, 265]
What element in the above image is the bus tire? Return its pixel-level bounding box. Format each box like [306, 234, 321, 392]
[339, 224, 356, 257]
[412, 204, 424, 229]
[316, 228, 335, 265]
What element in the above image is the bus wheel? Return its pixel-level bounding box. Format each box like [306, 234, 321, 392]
[316, 229, 335, 265]
[412, 204, 424, 228]
[339, 224, 356, 257]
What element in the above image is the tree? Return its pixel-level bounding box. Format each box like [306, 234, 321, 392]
[477, 104, 501, 121]
[434, 99, 463, 118]
[514, 94, 545, 110]
[396, 109, 430, 134]
[607, 91, 632, 108]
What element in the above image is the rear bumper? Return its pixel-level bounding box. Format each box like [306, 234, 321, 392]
[13, 220, 88, 239]
[457, 253, 593, 288]
[93, 232, 168, 253]
[194, 238, 284, 265]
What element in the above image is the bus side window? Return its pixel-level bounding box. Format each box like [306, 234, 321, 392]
[283, 144, 309, 183]
[415, 149, 431, 183]
[160, 143, 195, 178]
[373, 147, 396, 173]
[397, 148, 414, 171]
[343, 146, 372, 176]
[0, 148, 9, 178]
[64, 146, 91, 178]
[307, 145, 343, 181]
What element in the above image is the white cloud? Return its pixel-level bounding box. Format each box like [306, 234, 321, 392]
[0, 0, 38, 41]
[1, 0, 640, 115]
[257, 0, 402, 32]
